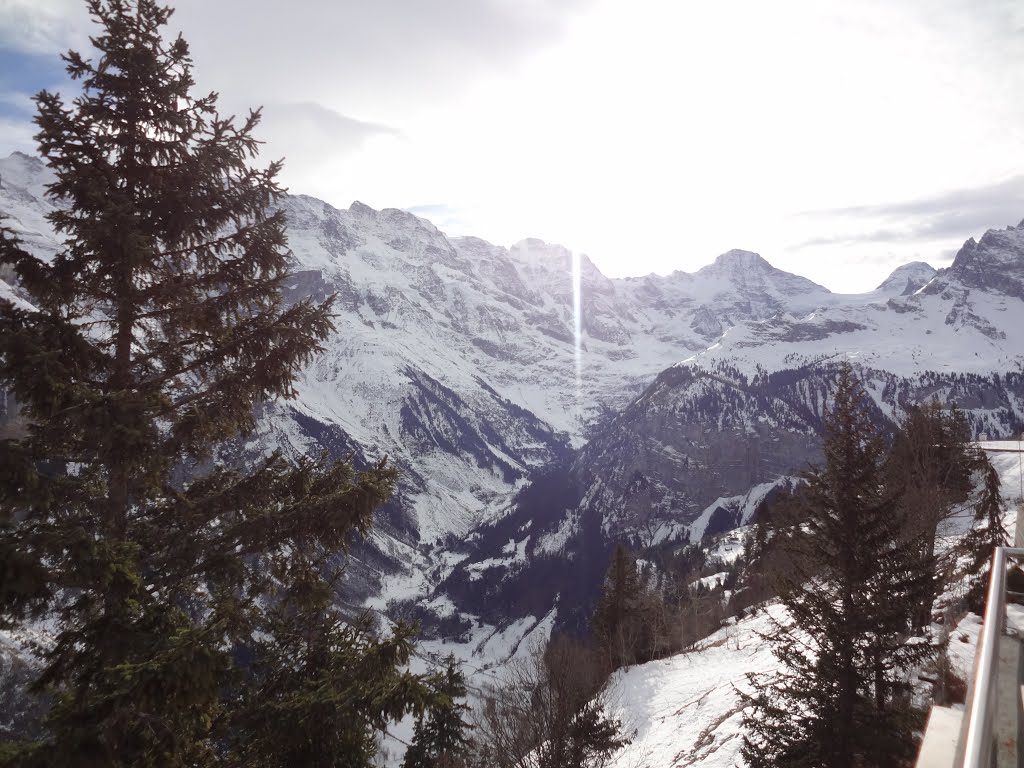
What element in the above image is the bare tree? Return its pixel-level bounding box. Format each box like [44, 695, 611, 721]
[472, 635, 630, 768]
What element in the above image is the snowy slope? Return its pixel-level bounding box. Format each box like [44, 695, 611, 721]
[3, 150, 1024, 616]
[876, 261, 938, 297]
[603, 606, 782, 768]
[442, 347, 1022, 632]
[279, 198, 842, 449]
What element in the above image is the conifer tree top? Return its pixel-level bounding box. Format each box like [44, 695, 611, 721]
[16, 0, 335, 459]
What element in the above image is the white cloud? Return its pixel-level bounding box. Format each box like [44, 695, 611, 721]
[0, 116, 36, 157]
[0, 90, 34, 112]
[0, 0, 89, 53]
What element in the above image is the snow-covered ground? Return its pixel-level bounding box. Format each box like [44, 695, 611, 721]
[592, 445, 1023, 768]
[603, 606, 783, 768]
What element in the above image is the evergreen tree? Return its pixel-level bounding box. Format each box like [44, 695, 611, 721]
[741, 365, 933, 768]
[885, 400, 974, 627]
[959, 455, 1008, 612]
[227, 597, 437, 768]
[402, 656, 472, 768]
[592, 544, 651, 669]
[0, 1, 437, 764]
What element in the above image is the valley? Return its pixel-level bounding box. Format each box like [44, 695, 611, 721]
[3, 148, 1023, 665]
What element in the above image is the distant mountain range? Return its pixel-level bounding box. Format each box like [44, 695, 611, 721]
[3, 149, 1022, 638]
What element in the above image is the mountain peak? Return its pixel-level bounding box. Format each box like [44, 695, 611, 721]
[1, 151, 50, 192]
[0, 152, 45, 180]
[379, 206, 440, 234]
[876, 261, 936, 296]
[944, 221, 1024, 298]
[687, 249, 831, 306]
[514, 237, 558, 251]
[5, 151, 42, 166]
[348, 200, 376, 216]
[709, 249, 772, 272]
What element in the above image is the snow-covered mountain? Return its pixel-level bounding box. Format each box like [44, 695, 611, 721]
[681, 226, 1024, 379]
[441, 219, 1024, 629]
[428, 224, 1024, 632]
[876, 261, 938, 296]
[3, 150, 1024, 624]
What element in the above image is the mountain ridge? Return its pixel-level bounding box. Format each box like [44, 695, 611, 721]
[2, 151, 1022, 630]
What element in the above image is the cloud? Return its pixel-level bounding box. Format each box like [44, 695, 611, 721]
[1, 0, 595, 183]
[249, 101, 399, 173]
[404, 204, 455, 217]
[792, 175, 1024, 249]
[0, 91, 34, 112]
[1, 0, 595, 122]
[402, 203, 476, 235]
[0, 49, 62, 154]
[0, 117, 38, 157]
[0, 0, 88, 54]
[262, 101, 398, 142]
[0, 47, 75, 113]
[147, 0, 594, 116]
[809, 175, 1024, 222]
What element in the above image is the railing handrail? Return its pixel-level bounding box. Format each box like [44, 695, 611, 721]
[959, 546, 1024, 768]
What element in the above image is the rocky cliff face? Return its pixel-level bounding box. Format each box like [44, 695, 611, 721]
[944, 221, 1024, 299]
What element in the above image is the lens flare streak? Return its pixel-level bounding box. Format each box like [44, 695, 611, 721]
[572, 250, 582, 421]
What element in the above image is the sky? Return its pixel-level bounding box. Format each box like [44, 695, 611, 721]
[1, 0, 1023, 292]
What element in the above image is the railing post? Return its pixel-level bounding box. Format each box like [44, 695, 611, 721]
[958, 547, 1024, 768]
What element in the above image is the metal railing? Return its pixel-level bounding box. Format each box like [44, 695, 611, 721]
[958, 546, 1024, 768]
